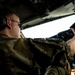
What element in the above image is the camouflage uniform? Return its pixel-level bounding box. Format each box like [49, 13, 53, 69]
[0, 34, 71, 75]
[50, 29, 74, 42]
[45, 38, 71, 75]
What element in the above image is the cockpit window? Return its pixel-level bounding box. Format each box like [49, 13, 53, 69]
[22, 14, 75, 38]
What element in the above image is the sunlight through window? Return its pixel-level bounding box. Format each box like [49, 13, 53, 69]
[22, 15, 75, 38]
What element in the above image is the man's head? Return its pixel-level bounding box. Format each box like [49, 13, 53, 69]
[70, 23, 75, 29]
[70, 23, 75, 34]
[0, 8, 21, 38]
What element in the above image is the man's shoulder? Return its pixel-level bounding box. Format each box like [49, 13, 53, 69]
[45, 66, 65, 75]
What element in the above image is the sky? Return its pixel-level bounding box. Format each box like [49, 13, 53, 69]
[22, 15, 75, 38]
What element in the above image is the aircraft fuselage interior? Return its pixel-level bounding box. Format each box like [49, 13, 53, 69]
[0, 0, 75, 75]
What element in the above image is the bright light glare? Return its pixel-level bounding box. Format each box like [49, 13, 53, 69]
[22, 15, 75, 38]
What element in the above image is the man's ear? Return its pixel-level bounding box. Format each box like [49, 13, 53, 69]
[6, 19, 11, 29]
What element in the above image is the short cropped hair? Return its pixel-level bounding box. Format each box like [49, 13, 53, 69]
[0, 8, 18, 17]
[0, 8, 18, 31]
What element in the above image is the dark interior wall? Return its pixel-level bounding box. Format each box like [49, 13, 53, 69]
[0, 0, 38, 22]
[0, 0, 74, 29]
